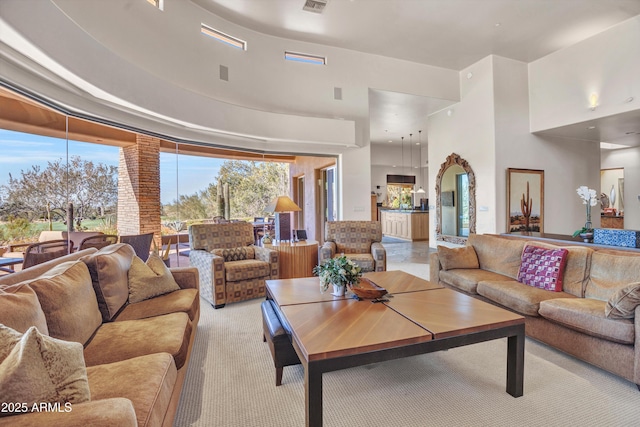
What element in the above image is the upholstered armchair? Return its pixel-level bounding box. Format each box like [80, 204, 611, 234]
[189, 222, 279, 308]
[319, 221, 386, 272]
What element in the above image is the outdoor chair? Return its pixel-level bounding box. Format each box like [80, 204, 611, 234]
[119, 232, 154, 262]
[79, 234, 118, 251]
[319, 220, 386, 272]
[22, 239, 73, 269]
[189, 222, 279, 308]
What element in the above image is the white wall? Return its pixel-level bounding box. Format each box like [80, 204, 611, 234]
[340, 144, 372, 220]
[529, 16, 640, 133]
[493, 56, 601, 235]
[602, 147, 640, 229]
[428, 56, 497, 243]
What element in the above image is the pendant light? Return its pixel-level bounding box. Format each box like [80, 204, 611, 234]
[409, 133, 416, 194]
[416, 130, 426, 194]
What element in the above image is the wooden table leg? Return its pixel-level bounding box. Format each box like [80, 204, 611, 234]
[305, 363, 323, 427]
[506, 324, 525, 397]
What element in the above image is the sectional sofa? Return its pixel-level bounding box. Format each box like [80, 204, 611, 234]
[0, 243, 200, 426]
[430, 233, 640, 389]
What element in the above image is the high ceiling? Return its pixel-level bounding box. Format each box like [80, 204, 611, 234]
[192, 0, 640, 148]
[192, 0, 640, 71]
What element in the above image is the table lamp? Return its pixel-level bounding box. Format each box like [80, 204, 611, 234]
[265, 196, 301, 242]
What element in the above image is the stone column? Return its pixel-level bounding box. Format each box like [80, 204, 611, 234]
[117, 135, 161, 241]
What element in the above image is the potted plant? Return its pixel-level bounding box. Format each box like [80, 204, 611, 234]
[312, 254, 363, 296]
[572, 186, 598, 242]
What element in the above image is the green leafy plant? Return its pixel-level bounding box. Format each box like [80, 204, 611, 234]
[313, 255, 362, 293]
[572, 226, 593, 238]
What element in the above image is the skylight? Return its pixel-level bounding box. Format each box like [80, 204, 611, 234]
[201, 24, 247, 50]
[146, 0, 163, 10]
[284, 51, 326, 65]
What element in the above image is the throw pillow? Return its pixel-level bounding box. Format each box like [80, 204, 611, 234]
[128, 254, 180, 304]
[517, 245, 569, 292]
[211, 246, 255, 262]
[81, 243, 135, 322]
[27, 261, 102, 345]
[437, 245, 480, 271]
[605, 282, 640, 319]
[0, 283, 49, 335]
[0, 325, 90, 417]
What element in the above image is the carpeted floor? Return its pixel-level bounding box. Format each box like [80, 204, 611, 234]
[174, 264, 639, 427]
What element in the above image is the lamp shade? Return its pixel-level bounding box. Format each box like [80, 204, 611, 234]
[265, 196, 302, 213]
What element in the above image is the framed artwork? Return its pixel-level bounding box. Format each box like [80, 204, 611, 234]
[507, 168, 544, 233]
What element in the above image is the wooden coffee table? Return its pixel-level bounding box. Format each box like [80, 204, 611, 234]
[266, 271, 525, 427]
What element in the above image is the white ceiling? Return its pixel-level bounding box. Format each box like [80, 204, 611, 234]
[192, 0, 640, 149]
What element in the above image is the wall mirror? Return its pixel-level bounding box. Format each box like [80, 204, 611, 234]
[435, 153, 476, 244]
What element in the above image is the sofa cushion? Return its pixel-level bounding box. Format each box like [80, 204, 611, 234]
[343, 253, 375, 272]
[0, 325, 90, 417]
[211, 246, 255, 262]
[477, 280, 576, 316]
[517, 245, 568, 292]
[82, 243, 135, 321]
[27, 261, 102, 345]
[437, 245, 479, 271]
[225, 259, 271, 282]
[87, 353, 177, 427]
[539, 298, 634, 345]
[439, 269, 511, 295]
[586, 250, 640, 301]
[128, 254, 180, 304]
[83, 312, 191, 369]
[115, 288, 199, 322]
[467, 234, 525, 279]
[605, 282, 640, 319]
[0, 283, 49, 335]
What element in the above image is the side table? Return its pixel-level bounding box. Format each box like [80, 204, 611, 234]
[265, 240, 319, 279]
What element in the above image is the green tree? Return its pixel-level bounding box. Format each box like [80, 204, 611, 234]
[0, 156, 118, 224]
[162, 160, 288, 221]
[217, 160, 288, 219]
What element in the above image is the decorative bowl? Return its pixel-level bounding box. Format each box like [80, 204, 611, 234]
[349, 278, 388, 299]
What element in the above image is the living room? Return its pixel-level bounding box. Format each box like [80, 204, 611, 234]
[1, 1, 640, 426]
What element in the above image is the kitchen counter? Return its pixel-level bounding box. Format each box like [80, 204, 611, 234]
[380, 210, 429, 241]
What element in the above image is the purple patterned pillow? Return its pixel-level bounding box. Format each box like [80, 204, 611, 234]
[517, 245, 568, 292]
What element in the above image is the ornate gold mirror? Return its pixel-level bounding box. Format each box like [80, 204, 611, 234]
[435, 153, 476, 244]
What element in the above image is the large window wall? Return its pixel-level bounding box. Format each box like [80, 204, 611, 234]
[0, 87, 301, 249]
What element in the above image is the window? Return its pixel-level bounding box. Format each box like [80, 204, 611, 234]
[146, 0, 163, 10]
[201, 24, 247, 50]
[284, 51, 326, 65]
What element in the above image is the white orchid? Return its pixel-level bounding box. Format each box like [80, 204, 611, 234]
[576, 186, 598, 207]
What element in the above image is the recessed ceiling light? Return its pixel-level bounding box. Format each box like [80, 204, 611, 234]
[587, 126, 596, 130]
[467, 72, 473, 79]
[625, 97, 634, 103]
[388, 140, 392, 143]
[494, 23, 501, 27]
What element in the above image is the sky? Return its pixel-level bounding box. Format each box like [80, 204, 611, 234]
[0, 129, 223, 204]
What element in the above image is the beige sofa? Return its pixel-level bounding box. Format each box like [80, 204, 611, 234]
[430, 233, 640, 389]
[0, 243, 200, 426]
